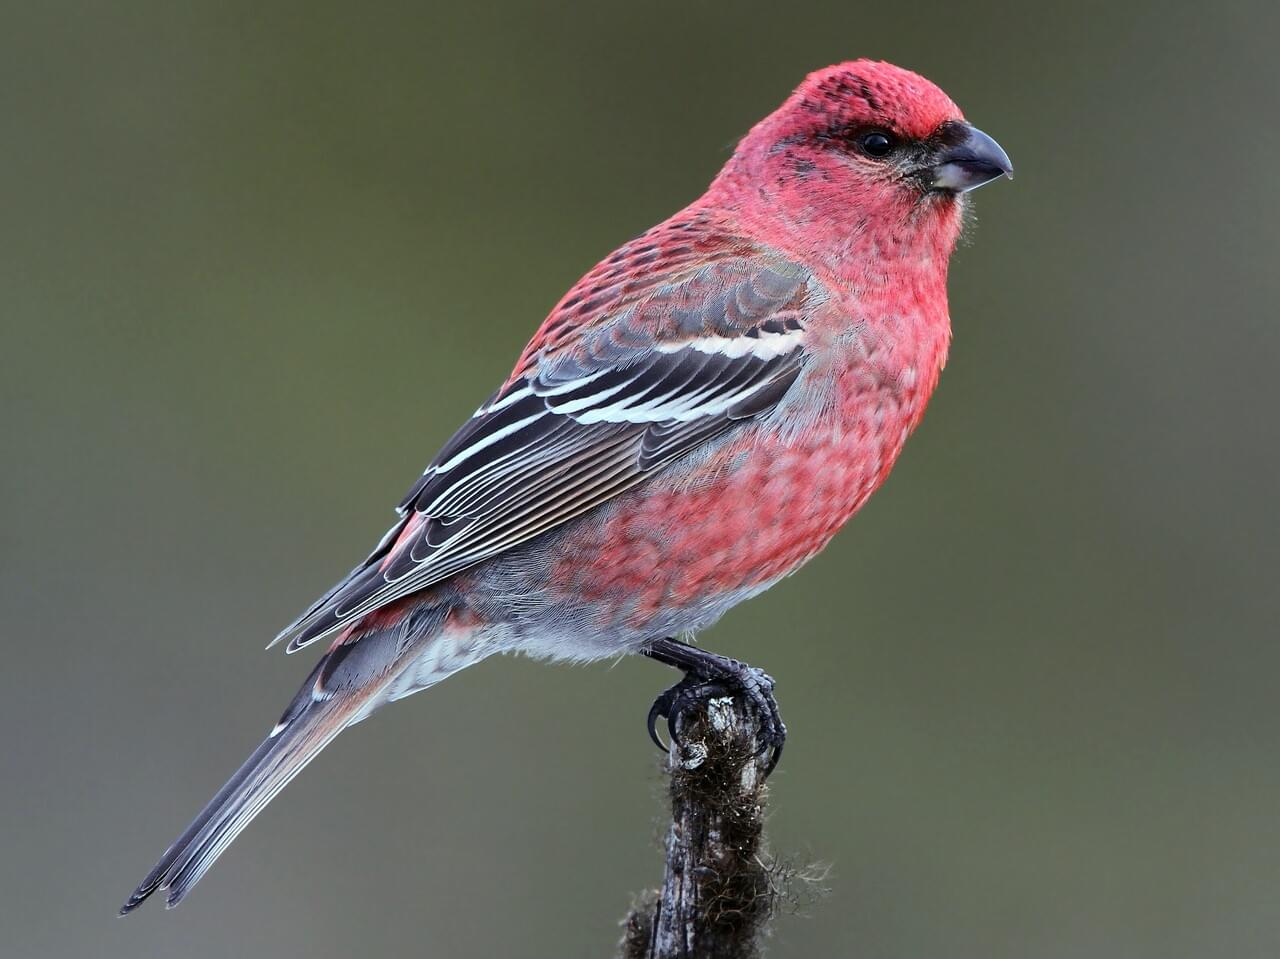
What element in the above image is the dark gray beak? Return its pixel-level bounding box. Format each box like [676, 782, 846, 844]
[931, 123, 1013, 193]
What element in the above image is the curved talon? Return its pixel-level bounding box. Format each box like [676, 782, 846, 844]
[647, 694, 671, 753]
[646, 675, 705, 755]
[761, 732, 785, 777]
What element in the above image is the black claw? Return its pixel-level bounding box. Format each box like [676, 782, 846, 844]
[642, 640, 787, 778]
[647, 690, 673, 753]
[761, 730, 785, 778]
[645, 674, 703, 755]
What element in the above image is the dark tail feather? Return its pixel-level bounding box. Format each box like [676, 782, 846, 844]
[120, 657, 376, 914]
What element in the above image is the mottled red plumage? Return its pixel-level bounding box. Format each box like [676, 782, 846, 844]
[123, 59, 1011, 913]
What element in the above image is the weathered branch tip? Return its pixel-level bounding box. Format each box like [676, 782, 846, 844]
[618, 692, 779, 959]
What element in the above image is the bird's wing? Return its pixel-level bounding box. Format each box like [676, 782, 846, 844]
[274, 236, 817, 652]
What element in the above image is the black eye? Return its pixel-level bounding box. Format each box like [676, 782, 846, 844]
[857, 131, 895, 158]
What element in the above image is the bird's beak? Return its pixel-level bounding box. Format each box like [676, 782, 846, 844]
[930, 123, 1013, 193]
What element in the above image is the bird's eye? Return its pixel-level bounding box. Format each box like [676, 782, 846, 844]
[857, 131, 895, 158]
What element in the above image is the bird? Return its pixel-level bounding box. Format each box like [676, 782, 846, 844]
[120, 59, 1011, 914]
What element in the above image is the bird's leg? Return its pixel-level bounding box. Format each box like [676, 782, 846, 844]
[642, 637, 786, 776]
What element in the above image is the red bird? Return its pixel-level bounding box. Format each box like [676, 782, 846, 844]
[122, 59, 1011, 912]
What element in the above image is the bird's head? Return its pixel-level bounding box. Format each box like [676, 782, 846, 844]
[714, 60, 1011, 264]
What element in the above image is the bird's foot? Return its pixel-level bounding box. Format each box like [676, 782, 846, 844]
[645, 650, 785, 777]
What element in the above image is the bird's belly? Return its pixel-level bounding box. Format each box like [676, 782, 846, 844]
[525, 399, 916, 643]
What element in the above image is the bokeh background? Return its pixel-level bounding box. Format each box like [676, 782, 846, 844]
[4, 2, 1278, 957]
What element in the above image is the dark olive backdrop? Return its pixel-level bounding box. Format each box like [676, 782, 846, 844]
[4, 2, 1277, 957]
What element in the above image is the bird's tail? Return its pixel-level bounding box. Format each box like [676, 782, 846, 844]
[120, 607, 471, 913]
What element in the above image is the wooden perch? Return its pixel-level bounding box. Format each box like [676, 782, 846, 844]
[618, 692, 777, 959]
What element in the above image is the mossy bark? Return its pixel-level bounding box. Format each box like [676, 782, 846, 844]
[618, 695, 774, 959]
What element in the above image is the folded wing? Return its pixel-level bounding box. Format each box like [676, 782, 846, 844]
[274, 247, 817, 652]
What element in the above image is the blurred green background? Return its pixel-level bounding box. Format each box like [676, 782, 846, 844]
[4, 1, 1278, 956]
